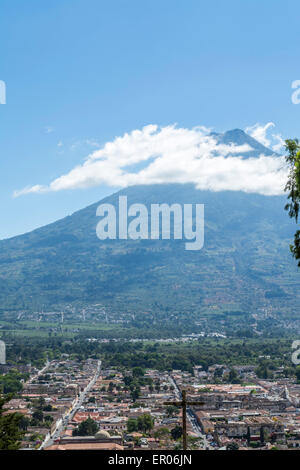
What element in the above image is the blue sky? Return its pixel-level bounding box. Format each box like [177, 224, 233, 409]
[1, 0, 300, 239]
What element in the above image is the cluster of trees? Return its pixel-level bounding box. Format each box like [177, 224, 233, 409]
[226, 369, 241, 384]
[123, 368, 153, 402]
[170, 425, 183, 441]
[72, 417, 98, 436]
[127, 413, 154, 434]
[0, 370, 28, 394]
[1, 335, 298, 377]
[0, 372, 49, 449]
[11, 397, 54, 431]
[0, 395, 24, 450]
[166, 405, 179, 418]
[284, 139, 300, 265]
[296, 366, 300, 384]
[99, 339, 296, 376]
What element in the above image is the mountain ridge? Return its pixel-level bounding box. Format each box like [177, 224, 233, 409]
[0, 130, 298, 333]
[210, 128, 277, 158]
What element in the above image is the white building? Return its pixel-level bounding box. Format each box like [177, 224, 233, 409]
[0, 340, 6, 364]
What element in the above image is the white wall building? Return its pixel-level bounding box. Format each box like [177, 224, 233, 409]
[0, 340, 6, 365]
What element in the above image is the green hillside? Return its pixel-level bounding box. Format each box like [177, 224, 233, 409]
[0, 129, 299, 333]
[0, 183, 298, 330]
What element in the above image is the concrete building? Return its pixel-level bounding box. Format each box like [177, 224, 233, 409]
[0, 340, 6, 365]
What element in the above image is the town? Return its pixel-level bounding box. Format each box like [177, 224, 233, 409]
[2, 349, 300, 450]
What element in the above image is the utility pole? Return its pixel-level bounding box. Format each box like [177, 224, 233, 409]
[164, 390, 204, 450]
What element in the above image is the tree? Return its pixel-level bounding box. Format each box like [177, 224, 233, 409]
[130, 387, 140, 402]
[132, 367, 145, 378]
[19, 415, 30, 431]
[166, 405, 179, 418]
[43, 404, 53, 412]
[127, 418, 138, 433]
[226, 442, 239, 451]
[0, 396, 24, 450]
[73, 417, 98, 436]
[295, 366, 300, 383]
[255, 364, 272, 380]
[37, 397, 46, 409]
[0, 370, 24, 395]
[284, 139, 300, 264]
[154, 427, 170, 440]
[228, 368, 240, 384]
[171, 425, 183, 440]
[32, 410, 44, 423]
[137, 414, 154, 433]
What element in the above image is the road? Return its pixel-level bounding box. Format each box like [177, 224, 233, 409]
[25, 358, 51, 386]
[39, 360, 102, 450]
[168, 374, 213, 450]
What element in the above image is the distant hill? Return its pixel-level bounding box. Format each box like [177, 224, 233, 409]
[0, 129, 299, 330]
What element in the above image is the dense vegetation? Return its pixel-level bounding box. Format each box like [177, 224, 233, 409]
[0, 370, 29, 394]
[1, 334, 297, 377]
[72, 417, 98, 436]
[285, 138, 300, 266]
[0, 396, 24, 450]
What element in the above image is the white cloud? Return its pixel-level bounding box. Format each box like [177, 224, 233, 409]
[245, 122, 285, 153]
[14, 124, 288, 198]
[14, 185, 46, 197]
[271, 133, 285, 153]
[70, 139, 101, 151]
[85, 139, 100, 148]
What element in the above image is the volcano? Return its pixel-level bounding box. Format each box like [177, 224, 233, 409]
[0, 130, 298, 331]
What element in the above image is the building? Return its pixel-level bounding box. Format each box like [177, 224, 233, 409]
[0, 340, 6, 365]
[45, 433, 124, 451]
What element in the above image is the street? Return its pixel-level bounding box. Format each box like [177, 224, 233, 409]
[39, 360, 102, 450]
[168, 374, 213, 450]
